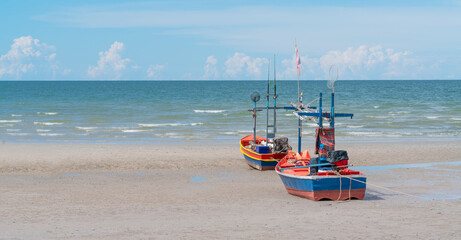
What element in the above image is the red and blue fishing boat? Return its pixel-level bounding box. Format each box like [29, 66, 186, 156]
[240, 135, 288, 170]
[240, 60, 296, 170]
[275, 90, 367, 201]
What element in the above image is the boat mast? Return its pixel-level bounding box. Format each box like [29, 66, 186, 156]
[295, 40, 302, 153]
[273, 54, 277, 138]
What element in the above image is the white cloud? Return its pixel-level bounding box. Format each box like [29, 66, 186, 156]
[224, 53, 268, 79]
[0, 36, 58, 79]
[88, 41, 130, 80]
[146, 64, 166, 79]
[202, 56, 218, 80]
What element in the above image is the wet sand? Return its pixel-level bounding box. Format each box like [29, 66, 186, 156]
[1, 140, 460, 239]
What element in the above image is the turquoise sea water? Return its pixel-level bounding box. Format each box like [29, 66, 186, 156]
[0, 80, 460, 143]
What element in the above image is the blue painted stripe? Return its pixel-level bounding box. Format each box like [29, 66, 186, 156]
[278, 174, 366, 192]
[243, 154, 277, 168]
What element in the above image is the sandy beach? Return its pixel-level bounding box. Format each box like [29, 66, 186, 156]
[1, 140, 461, 239]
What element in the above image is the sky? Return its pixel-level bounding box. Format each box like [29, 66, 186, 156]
[0, 0, 460, 80]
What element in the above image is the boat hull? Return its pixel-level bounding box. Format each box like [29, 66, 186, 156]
[276, 171, 366, 201]
[243, 153, 278, 170]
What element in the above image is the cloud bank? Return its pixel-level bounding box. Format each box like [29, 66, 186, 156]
[210, 45, 423, 80]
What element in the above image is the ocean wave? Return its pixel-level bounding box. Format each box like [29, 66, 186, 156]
[7, 133, 29, 136]
[76, 127, 98, 131]
[122, 129, 148, 133]
[138, 122, 203, 127]
[365, 116, 389, 119]
[38, 133, 64, 136]
[6, 129, 21, 132]
[304, 123, 319, 127]
[426, 116, 439, 119]
[346, 125, 364, 128]
[37, 112, 58, 115]
[223, 131, 238, 135]
[389, 111, 412, 114]
[36, 129, 51, 132]
[34, 122, 64, 126]
[108, 127, 130, 130]
[194, 110, 226, 113]
[345, 131, 381, 136]
[373, 106, 380, 109]
[11, 114, 22, 117]
[153, 133, 184, 138]
[450, 118, 461, 121]
[0, 120, 22, 123]
[237, 130, 254, 133]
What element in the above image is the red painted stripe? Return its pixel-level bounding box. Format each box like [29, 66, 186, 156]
[240, 146, 286, 160]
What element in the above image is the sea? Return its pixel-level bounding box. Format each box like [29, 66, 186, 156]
[0, 80, 460, 144]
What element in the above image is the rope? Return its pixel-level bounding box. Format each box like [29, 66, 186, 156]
[336, 173, 342, 201]
[293, 97, 320, 124]
[332, 171, 461, 208]
[334, 171, 352, 201]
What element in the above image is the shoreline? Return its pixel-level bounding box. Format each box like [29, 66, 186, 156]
[1, 139, 460, 174]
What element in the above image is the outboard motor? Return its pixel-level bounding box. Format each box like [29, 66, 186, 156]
[327, 150, 349, 170]
[273, 137, 292, 153]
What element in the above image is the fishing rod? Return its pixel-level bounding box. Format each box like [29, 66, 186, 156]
[266, 59, 270, 145]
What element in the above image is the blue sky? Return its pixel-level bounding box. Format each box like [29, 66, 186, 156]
[1, 0, 460, 80]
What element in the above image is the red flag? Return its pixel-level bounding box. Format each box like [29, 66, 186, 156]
[295, 44, 301, 75]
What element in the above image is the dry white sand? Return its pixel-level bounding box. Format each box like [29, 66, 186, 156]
[1, 140, 460, 239]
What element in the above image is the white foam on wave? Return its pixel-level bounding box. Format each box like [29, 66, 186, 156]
[223, 131, 237, 135]
[122, 129, 148, 133]
[366, 115, 389, 119]
[34, 122, 64, 126]
[450, 118, 461, 121]
[7, 133, 29, 136]
[0, 120, 22, 123]
[237, 130, 253, 133]
[37, 112, 58, 115]
[305, 123, 319, 127]
[109, 127, 130, 130]
[389, 111, 412, 114]
[426, 116, 439, 120]
[38, 133, 64, 136]
[347, 125, 364, 128]
[138, 122, 203, 127]
[153, 133, 184, 138]
[6, 129, 21, 132]
[374, 106, 380, 109]
[36, 129, 51, 132]
[76, 127, 97, 131]
[11, 114, 22, 117]
[345, 132, 380, 136]
[194, 110, 226, 113]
